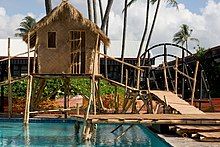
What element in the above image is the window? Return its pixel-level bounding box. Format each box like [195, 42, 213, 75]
[70, 30, 86, 73]
[48, 32, 56, 48]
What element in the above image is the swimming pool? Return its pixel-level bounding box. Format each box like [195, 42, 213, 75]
[0, 119, 171, 146]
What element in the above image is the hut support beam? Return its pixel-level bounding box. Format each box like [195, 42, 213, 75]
[7, 38, 12, 118]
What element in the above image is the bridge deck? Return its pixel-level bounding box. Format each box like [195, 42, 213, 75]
[72, 114, 220, 125]
[150, 90, 204, 114]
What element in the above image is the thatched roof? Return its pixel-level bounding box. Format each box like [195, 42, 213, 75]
[24, 0, 110, 48]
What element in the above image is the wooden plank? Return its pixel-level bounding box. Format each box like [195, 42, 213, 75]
[71, 113, 220, 125]
[150, 90, 204, 114]
[198, 132, 220, 142]
[176, 125, 220, 133]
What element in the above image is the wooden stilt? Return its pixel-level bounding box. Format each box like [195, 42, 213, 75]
[114, 86, 119, 113]
[76, 103, 79, 115]
[146, 78, 153, 114]
[191, 61, 199, 105]
[175, 58, 178, 95]
[7, 38, 12, 118]
[163, 62, 169, 91]
[24, 75, 33, 124]
[137, 58, 140, 89]
[24, 32, 32, 124]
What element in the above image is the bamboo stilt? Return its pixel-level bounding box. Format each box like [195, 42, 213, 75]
[191, 61, 199, 105]
[175, 58, 178, 95]
[163, 62, 169, 91]
[137, 58, 140, 89]
[24, 75, 33, 124]
[7, 38, 12, 118]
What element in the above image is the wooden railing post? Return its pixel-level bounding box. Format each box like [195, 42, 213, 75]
[191, 61, 199, 105]
[175, 58, 178, 95]
[163, 62, 169, 91]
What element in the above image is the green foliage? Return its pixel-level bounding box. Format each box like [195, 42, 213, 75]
[5, 78, 125, 99]
[196, 46, 206, 61]
[15, 16, 36, 37]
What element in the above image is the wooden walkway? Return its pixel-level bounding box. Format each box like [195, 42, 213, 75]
[72, 114, 220, 125]
[151, 90, 205, 114]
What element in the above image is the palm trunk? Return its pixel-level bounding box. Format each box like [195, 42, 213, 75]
[98, 0, 104, 21]
[45, 0, 52, 15]
[142, 0, 161, 65]
[120, 0, 128, 83]
[101, 0, 114, 77]
[92, 0, 97, 24]
[101, 0, 114, 31]
[87, 0, 92, 20]
[137, 0, 149, 59]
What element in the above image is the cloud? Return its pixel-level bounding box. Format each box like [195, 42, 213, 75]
[0, 7, 25, 38]
[106, 0, 220, 58]
[1, 0, 220, 60]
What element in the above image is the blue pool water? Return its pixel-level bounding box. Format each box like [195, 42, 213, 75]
[0, 120, 171, 146]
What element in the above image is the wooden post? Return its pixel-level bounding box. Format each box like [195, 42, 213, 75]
[114, 86, 118, 113]
[137, 57, 140, 89]
[175, 58, 178, 94]
[123, 69, 128, 111]
[7, 38, 12, 118]
[33, 49, 36, 74]
[76, 103, 79, 115]
[24, 32, 32, 124]
[163, 62, 169, 91]
[24, 75, 33, 124]
[147, 78, 153, 114]
[191, 61, 199, 105]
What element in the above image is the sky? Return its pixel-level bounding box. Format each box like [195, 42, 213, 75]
[0, 0, 220, 58]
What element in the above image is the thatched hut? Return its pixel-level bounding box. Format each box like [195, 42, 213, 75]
[24, 0, 109, 74]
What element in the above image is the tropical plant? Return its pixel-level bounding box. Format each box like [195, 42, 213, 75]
[15, 16, 36, 37]
[45, 0, 52, 15]
[173, 24, 199, 51]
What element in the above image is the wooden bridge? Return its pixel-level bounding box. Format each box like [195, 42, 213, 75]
[150, 90, 204, 114]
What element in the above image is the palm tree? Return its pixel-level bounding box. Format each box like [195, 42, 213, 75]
[15, 16, 36, 37]
[45, 0, 52, 15]
[173, 24, 198, 52]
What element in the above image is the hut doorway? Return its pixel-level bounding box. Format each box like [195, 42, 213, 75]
[70, 30, 85, 74]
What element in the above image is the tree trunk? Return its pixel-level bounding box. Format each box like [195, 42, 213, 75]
[101, 0, 114, 31]
[98, 0, 104, 21]
[142, 0, 161, 65]
[45, 0, 52, 15]
[101, 0, 114, 77]
[120, 0, 128, 83]
[92, 0, 97, 24]
[137, 0, 149, 59]
[87, 0, 92, 20]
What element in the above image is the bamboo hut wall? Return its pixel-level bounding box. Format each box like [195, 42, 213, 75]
[37, 17, 100, 74]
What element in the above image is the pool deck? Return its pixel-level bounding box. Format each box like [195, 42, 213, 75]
[71, 113, 220, 125]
